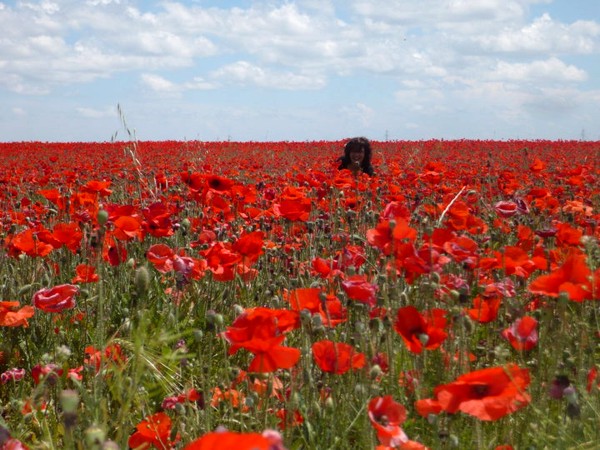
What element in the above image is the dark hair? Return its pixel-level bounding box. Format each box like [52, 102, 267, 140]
[337, 137, 374, 176]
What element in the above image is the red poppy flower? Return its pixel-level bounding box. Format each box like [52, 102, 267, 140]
[6, 228, 54, 258]
[528, 252, 597, 302]
[466, 295, 501, 323]
[415, 364, 531, 421]
[341, 274, 378, 308]
[501, 316, 538, 351]
[206, 174, 236, 192]
[33, 284, 79, 313]
[128, 411, 179, 449]
[52, 222, 84, 253]
[368, 396, 408, 447]
[85, 343, 127, 373]
[183, 429, 283, 450]
[71, 264, 100, 283]
[367, 219, 417, 255]
[142, 202, 175, 238]
[231, 230, 264, 265]
[394, 306, 448, 354]
[494, 201, 518, 218]
[113, 215, 144, 241]
[285, 288, 347, 327]
[311, 340, 365, 374]
[146, 244, 176, 273]
[0, 301, 35, 327]
[222, 307, 300, 373]
[273, 186, 312, 222]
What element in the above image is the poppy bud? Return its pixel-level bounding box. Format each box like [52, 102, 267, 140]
[84, 426, 106, 450]
[60, 389, 79, 413]
[461, 315, 474, 333]
[134, 266, 150, 296]
[311, 314, 324, 332]
[17, 284, 34, 296]
[102, 441, 119, 450]
[300, 309, 312, 324]
[97, 210, 109, 226]
[370, 364, 383, 379]
[193, 329, 203, 342]
[206, 310, 223, 327]
[180, 218, 191, 233]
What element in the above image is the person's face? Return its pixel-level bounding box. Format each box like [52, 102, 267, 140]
[349, 147, 365, 166]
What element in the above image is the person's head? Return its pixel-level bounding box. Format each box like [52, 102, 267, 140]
[341, 137, 373, 175]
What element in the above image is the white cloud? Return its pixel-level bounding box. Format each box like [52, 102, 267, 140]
[493, 57, 587, 83]
[140, 73, 217, 94]
[212, 61, 326, 90]
[480, 13, 600, 53]
[140, 74, 179, 93]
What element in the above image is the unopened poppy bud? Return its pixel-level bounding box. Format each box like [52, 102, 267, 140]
[59, 389, 79, 413]
[102, 441, 119, 450]
[449, 289, 461, 301]
[244, 396, 255, 409]
[563, 386, 578, 405]
[97, 210, 109, 226]
[418, 333, 429, 346]
[85, 426, 106, 450]
[193, 329, 203, 342]
[354, 383, 366, 396]
[461, 315, 474, 333]
[233, 304, 245, 316]
[180, 218, 191, 232]
[324, 397, 334, 411]
[174, 402, 186, 415]
[355, 321, 365, 333]
[370, 364, 383, 379]
[134, 266, 150, 296]
[206, 310, 223, 327]
[300, 309, 312, 324]
[18, 283, 34, 295]
[311, 314, 324, 331]
[126, 258, 136, 268]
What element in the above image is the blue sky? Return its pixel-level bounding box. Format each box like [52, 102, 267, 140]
[1, 0, 599, 142]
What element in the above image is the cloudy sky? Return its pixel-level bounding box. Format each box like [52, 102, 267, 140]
[1, 0, 599, 142]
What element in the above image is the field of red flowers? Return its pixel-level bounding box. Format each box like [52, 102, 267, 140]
[0, 139, 599, 449]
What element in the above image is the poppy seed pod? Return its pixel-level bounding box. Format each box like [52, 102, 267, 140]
[134, 266, 150, 296]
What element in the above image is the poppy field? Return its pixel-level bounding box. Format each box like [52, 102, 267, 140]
[0, 138, 599, 449]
